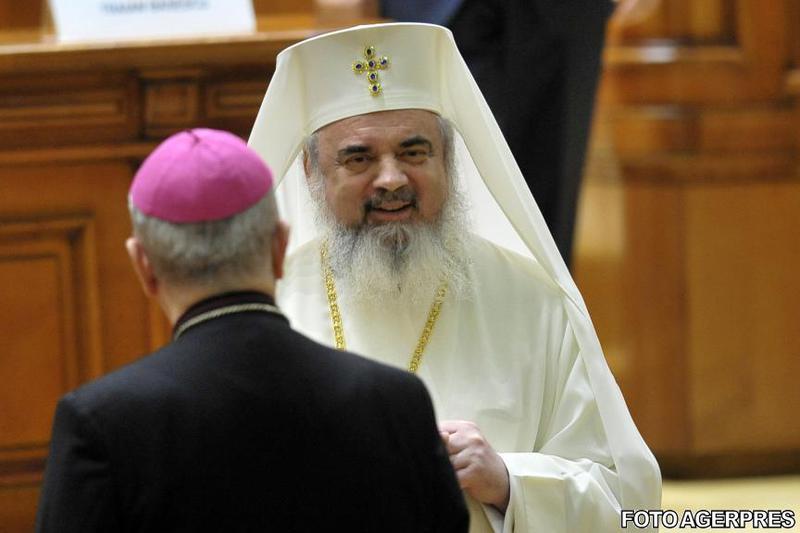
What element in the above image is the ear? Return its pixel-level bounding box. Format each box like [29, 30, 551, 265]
[125, 237, 159, 298]
[271, 221, 290, 280]
[302, 148, 312, 181]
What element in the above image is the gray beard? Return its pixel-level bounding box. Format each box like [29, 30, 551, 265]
[309, 173, 472, 307]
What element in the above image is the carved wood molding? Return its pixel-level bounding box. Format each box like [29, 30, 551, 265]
[205, 80, 268, 120]
[0, 142, 157, 166]
[597, 102, 800, 184]
[605, 43, 745, 66]
[0, 72, 139, 148]
[0, 216, 102, 488]
[784, 68, 800, 95]
[604, 0, 789, 103]
[140, 69, 272, 138]
[0, 66, 273, 150]
[601, 0, 800, 182]
[144, 81, 200, 137]
[0, 31, 298, 75]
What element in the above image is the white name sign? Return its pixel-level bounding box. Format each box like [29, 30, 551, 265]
[48, 0, 256, 43]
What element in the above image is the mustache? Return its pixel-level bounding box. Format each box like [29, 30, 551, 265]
[364, 188, 417, 211]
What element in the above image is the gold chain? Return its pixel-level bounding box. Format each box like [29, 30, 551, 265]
[320, 242, 447, 373]
[321, 243, 347, 350]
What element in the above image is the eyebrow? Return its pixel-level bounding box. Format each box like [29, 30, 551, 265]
[337, 145, 370, 159]
[399, 136, 433, 151]
[335, 135, 434, 159]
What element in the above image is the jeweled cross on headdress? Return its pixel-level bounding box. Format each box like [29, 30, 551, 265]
[352, 45, 390, 96]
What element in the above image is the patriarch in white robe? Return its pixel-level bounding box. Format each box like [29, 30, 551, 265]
[249, 22, 661, 532]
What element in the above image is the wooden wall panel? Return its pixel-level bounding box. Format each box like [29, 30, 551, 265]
[574, 0, 800, 476]
[573, 180, 627, 384]
[1, 228, 86, 435]
[0, 163, 159, 519]
[0, 488, 39, 533]
[0, 73, 139, 149]
[141, 67, 272, 137]
[0, 0, 316, 29]
[686, 183, 800, 453]
[0, 254, 68, 446]
[253, 0, 314, 15]
[609, 105, 797, 156]
[604, 1, 789, 104]
[0, 19, 318, 530]
[623, 182, 691, 454]
[144, 72, 202, 137]
[0, 217, 103, 493]
[0, 2, 41, 30]
[205, 80, 267, 118]
[609, 0, 736, 44]
[204, 78, 270, 132]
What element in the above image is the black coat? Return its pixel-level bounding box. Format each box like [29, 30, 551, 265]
[36, 299, 468, 532]
[448, 0, 615, 267]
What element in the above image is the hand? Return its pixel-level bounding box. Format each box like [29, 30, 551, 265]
[439, 420, 510, 513]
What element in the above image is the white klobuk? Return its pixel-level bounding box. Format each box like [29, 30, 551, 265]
[249, 23, 661, 533]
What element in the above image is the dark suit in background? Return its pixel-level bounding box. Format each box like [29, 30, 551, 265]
[36, 293, 468, 532]
[383, 0, 615, 268]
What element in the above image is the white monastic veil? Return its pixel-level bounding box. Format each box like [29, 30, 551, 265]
[250, 22, 660, 523]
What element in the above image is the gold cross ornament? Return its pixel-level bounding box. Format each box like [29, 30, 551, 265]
[352, 45, 390, 96]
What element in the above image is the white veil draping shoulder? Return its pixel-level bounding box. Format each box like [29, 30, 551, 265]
[248, 22, 660, 513]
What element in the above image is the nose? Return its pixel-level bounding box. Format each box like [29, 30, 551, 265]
[372, 156, 409, 191]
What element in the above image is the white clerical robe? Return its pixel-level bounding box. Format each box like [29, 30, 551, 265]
[277, 234, 660, 532]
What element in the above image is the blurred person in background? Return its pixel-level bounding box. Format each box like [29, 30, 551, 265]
[381, 0, 653, 268]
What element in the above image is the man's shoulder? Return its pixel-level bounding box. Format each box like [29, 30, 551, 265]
[64, 326, 424, 412]
[58, 344, 184, 418]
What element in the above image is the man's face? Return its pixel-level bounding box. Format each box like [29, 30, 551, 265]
[310, 109, 448, 228]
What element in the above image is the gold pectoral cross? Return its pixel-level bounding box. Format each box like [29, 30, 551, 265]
[352, 45, 390, 96]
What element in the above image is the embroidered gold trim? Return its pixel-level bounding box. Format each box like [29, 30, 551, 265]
[173, 303, 284, 340]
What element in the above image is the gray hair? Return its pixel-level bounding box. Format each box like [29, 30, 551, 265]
[437, 115, 457, 177]
[304, 113, 456, 178]
[129, 193, 279, 287]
